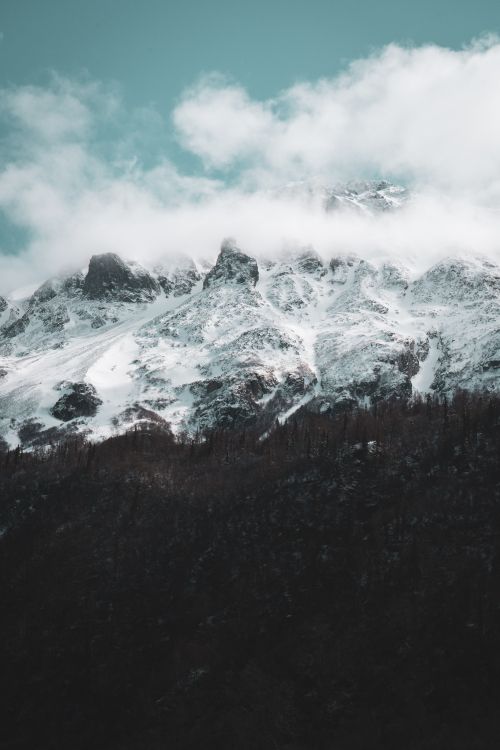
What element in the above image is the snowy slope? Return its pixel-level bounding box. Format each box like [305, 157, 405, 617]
[1, 184, 500, 447]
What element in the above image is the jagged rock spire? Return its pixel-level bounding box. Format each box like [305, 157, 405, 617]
[83, 252, 160, 302]
[203, 239, 259, 289]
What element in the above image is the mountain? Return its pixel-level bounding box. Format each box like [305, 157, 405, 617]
[275, 178, 409, 211]
[1, 183, 499, 448]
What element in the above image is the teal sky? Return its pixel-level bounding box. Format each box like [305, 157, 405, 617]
[1, 0, 500, 117]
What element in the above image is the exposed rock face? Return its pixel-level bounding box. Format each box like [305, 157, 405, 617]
[40, 304, 70, 334]
[2, 303, 69, 340]
[330, 255, 356, 283]
[83, 253, 160, 302]
[203, 239, 259, 289]
[156, 260, 202, 297]
[0, 277, 76, 346]
[17, 419, 45, 446]
[50, 383, 102, 422]
[190, 371, 277, 429]
[295, 249, 326, 277]
[2, 313, 30, 339]
[17, 418, 82, 447]
[112, 405, 172, 432]
[411, 258, 500, 305]
[61, 272, 84, 294]
[0, 296, 7, 313]
[29, 279, 60, 308]
[397, 346, 420, 379]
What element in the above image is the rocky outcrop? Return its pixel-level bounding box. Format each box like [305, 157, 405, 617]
[2, 313, 30, 339]
[156, 260, 202, 297]
[410, 259, 500, 305]
[39, 304, 70, 334]
[50, 383, 102, 422]
[294, 249, 326, 277]
[83, 253, 160, 302]
[203, 239, 259, 289]
[190, 370, 278, 429]
[17, 418, 82, 447]
[112, 405, 171, 432]
[397, 345, 420, 379]
[29, 279, 60, 308]
[61, 272, 84, 295]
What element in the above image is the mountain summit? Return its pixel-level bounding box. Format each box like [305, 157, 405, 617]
[83, 253, 160, 302]
[203, 239, 259, 289]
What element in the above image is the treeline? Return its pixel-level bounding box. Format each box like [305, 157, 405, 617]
[1, 391, 500, 749]
[2, 389, 499, 474]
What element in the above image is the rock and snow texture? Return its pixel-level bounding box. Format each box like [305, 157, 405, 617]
[1, 186, 500, 446]
[276, 179, 408, 213]
[82, 253, 161, 303]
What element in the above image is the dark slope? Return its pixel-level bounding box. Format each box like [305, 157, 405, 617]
[1, 393, 500, 749]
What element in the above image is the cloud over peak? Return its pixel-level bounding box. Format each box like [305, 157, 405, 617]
[173, 37, 500, 196]
[1, 38, 500, 292]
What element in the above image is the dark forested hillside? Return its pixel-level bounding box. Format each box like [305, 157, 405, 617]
[2, 393, 500, 749]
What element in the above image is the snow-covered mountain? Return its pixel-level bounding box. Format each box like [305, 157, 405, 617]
[275, 178, 409, 212]
[1, 182, 499, 448]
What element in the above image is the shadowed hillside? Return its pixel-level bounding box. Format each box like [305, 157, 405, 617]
[2, 392, 500, 749]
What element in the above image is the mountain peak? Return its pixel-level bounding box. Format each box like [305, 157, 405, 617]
[83, 252, 160, 302]
[203, 239, 259, 289]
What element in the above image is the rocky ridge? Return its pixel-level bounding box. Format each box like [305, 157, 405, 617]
[0, 184, 499, 447]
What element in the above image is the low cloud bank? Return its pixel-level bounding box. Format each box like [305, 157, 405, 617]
[1, 38, 500, 293]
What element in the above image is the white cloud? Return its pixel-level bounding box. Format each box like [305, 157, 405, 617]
[173, 38, 500, 198]
[2, 39, 500, 294]
[0, 76, 119, 145]
[173, 74, 276, 170]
